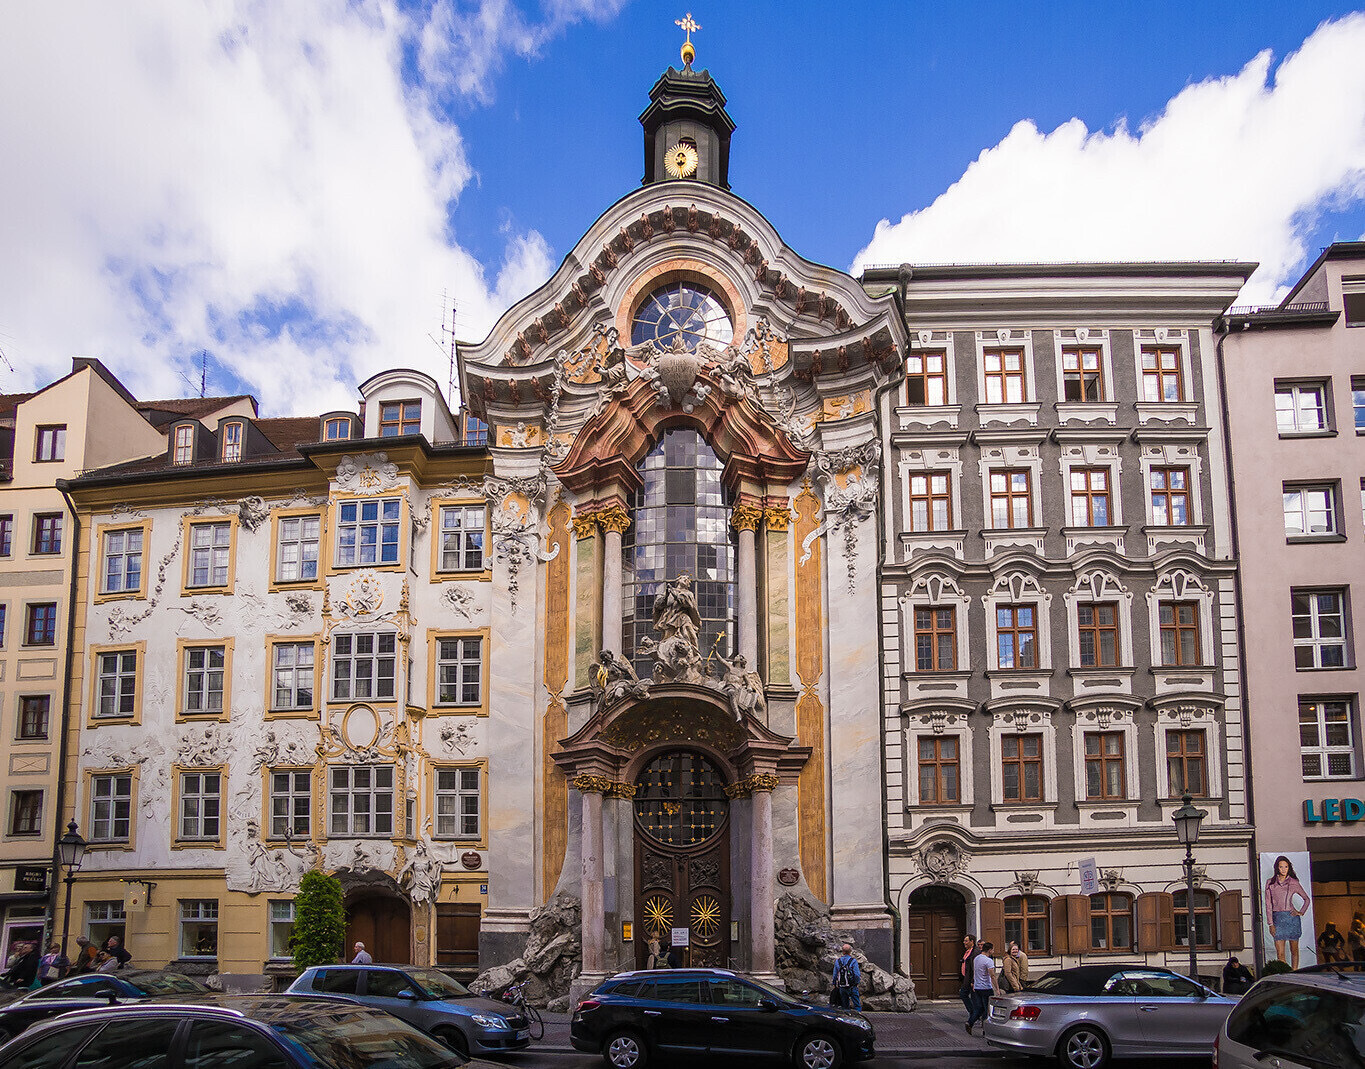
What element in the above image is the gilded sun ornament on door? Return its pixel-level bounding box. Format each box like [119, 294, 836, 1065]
[690, 894, 722, 940]
[643, 894, 674, 934]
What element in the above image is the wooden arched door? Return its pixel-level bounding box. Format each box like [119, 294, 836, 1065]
[634, 750, 731, 968]
[906, 885, 967, 998]
[345, 893, 412, 965]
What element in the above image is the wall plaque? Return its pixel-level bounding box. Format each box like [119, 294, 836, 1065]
[777, 868, 799, 887]
[14, 866, 48, 892]
[461, 852, 482, 870]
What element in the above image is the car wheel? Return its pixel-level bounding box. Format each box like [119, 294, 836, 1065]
[795, 1033, 843, 1069]
[1057, 1025, 1110, 1069]
[433, 1026, 469, 1059]
[602, 1029, 648, 1069]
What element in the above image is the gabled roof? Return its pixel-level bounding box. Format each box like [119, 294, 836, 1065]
[0, 392, 35, 421]
[137, 395, 257, 428]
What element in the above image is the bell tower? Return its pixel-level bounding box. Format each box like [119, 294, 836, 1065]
[640, 13, 735, 189]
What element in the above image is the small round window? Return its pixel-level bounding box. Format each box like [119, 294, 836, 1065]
[631, 281, 734, 353]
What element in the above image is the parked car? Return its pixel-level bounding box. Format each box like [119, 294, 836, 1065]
[983, 963, 1238, 1069]
[570, 968, 876, 1069]
[0, 969, 210, 1042]
[1216, 964, 1365, 1068]
[0, 996, 497, 1069]
[287, 963, 531, 1057]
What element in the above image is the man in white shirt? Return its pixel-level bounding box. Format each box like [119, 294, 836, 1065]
[966, 940, 999, 1034]
[351, 941, 373, 964]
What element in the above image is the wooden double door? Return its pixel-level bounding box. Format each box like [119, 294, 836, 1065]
[905, 885, 967, 999]
[346, 894, 411, 965]
[633, 751, 731, 968]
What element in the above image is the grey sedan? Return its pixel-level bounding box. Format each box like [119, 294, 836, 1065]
[983, 964, 1239, 1069]
[287, 964, 531, 1057]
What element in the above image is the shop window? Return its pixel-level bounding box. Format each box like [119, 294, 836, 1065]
[179, 900, 219, 958]
[1173, 889, 1216, 949]
[268, 900, 295, 960]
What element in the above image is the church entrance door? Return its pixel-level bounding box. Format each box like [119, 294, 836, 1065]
[906, 885, 967, 999]
[633, 750, 731, 969]
[346, 893, 412, 965]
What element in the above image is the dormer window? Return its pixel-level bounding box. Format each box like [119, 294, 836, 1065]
[173, 425, 195, 465]
[221, 422, 243, 463]
[379, 401, 420, 437]
[324, 417, 352, 441]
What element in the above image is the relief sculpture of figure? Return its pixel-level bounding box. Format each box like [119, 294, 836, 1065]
[711, 346, 760, 405]
[713, 650, 765, 721]
[592, 648, 648, 706]
[638, 574, 707, 684]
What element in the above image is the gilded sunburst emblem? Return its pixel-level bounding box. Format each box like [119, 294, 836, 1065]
[690, 894, 721, 939]
[664, 141, 699, 179]
[644, 895, 673, 933]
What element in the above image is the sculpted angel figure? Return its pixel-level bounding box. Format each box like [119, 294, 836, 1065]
[590, 327, 630, 416]
[714, 650, 766, 721]
[399, 840, 443, 905]
[712, 346, 759, 404]
[651, 573, 701, 647]
[592, 648, 648, 705]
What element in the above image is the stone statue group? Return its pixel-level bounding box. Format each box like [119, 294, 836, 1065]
[593, 573, 765, 721]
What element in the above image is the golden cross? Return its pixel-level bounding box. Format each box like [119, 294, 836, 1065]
[675, 12, 700, 44]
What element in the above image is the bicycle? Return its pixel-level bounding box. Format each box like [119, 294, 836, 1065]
[500, 980, 545, 1040]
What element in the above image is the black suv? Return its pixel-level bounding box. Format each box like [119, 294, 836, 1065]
[570, 969, 874, 1069]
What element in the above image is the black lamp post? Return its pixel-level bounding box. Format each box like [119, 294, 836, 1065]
[1171, 793, 1207, 982]
[56, 820, 88, 960]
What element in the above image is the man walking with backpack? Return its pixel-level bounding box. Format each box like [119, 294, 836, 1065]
[831, 943, 862, 1010]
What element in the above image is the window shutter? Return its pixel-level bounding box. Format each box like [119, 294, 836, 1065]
[980, 898, 1006, 949]
[1218, 890, 1245, 951]
[1065, 895, 1092, 954]
[1137, 892, 1176, 952]
[1050, 896, 1070, 955]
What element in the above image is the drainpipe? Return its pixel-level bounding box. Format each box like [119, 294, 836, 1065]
[1212, 318, 1262, 970]
[50, 481, 82, 944]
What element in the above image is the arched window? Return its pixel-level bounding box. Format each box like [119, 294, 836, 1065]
[1089, 892, 1134, 951]
[631, 281, 734, 353]
[1174, 889, 1217, 949]
[624, 430, 735, 677]
[1003, 895, 1050, 954]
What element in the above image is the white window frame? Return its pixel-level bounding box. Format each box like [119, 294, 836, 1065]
[438, 505, 486, 572]
[335, 498, 401, 567]
[269, 769, 311, 839]
[90, 774, 132, 842]
[268, 900, 296, 960]
[1063, 572, 1135, 673]
[1153, 704, 1224, 801]
[101, 529, 144, 594]
[178, 770, 221, 841]
[1299, 697, 1358, 780]
[179, 899, 219, 959]
[187, 521, 231, 588]
[434, 767, 482, 839]
[183, 645, 226, 715]
[1292, 588, 1350, 670]
[221, 421, 243, 462]
[330, 631, 397, 702]
[1274, 380, 1331, 435]
[1070, 704, 1141, 803]
[173, 425, 195, 465]
[329, 765, 394, 837]
[275, 514, 321, 583]
[96, 650, 138, 718]
[85, 901, 126, 947]
[1283, 483, 1340, 538]
[272, 642, 316, 711]
[435, 636, 483, 707]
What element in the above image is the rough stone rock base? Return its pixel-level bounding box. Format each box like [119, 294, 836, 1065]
[774, 892, 916, 1012]
[468, 893, 582, 1007]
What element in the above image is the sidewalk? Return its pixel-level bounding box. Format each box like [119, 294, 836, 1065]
[531, 999, 1005, 1058]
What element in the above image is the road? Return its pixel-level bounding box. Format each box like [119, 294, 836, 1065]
[488, 1052, 1209, 1068]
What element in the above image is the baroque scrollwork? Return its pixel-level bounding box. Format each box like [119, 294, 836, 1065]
[336, 453, 401, 494]
[914, 839, 969, 884]
[237, 496, 270, 532]
[799, 438, 881, 592]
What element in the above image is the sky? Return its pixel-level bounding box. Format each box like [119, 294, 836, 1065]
[1, 1, 1363, 417]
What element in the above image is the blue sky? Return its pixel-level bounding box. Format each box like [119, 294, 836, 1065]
[1, 1, 1362, 414]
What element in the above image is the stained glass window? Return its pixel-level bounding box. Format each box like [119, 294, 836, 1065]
[634, 752, 728, 847]
[631, 282, 734, 353]
[623, 430, 735, 678]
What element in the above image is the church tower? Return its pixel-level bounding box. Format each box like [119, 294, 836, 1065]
[639, 14, 735, 188]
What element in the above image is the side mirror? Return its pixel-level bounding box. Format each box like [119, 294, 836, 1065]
[397, 990, 418, 1000]
[106, 989, 119, 1005]
[758, 998, 778, 1012]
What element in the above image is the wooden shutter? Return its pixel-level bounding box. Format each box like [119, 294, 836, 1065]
[1065, 895, 1092, 955]
[435, 903, 481, 973]
[1137, 892, 1176, 952]
[980, 897, 1006, 949]
[1050, 896, 1070, 954]
[1218, 890, 1245, 951]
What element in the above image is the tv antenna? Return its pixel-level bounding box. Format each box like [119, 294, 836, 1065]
[427, 292, 462, 411]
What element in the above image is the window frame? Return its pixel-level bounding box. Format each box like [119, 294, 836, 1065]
[1298, 697, 1357, 780]
[989, 468, 1034, 530]
[1000, 732, 1044, 803]
[982, 347, 1028, 405]
[87, 770, 135, 845]
[1291, 588, 1350, 670]
[34, 424, 66, 463]
[96, 523, 150, 600]
[328, 765, 395, 838]
[1274, 380, 1332, 436]
[903, 350, 949, 407]
[334, 496, 403, 569]
[1077, 602, 1120, 668]
[31, 513, 62, 555]
[1352, 376, 1365, 433]
[1061, 346, 1106, 403]
[323, 416, 352, 441]
[434, 501, 488, 575]
[175, 640, 232, 721]
[8, 789, 43, 837]
[916, 735, 961, 805]
[1159, 601, 1203, 667]
[220, 421, 243, 462]
[23, 602, 58, 647]
[268, 637, 320, 716]
[267, 767, 313, 841]
[995, 604, 1039, 670]
[1003, 894, 1051, 955]
[270, 509, 323, 588]
[0, 514, 11, 557]
[1149, 465, 1192, 527]
[1283, 482, 1341, 540]
[17, 695, 51, 741]
[178, 899, 220, 959]
[1069, 466, 1112, 528]
[172, 424, 195, 465]
[181, 517, 237, 593]
[429, 630, 488, 712]
[1166, 728, 1208, 798]
[330, 630, 399, 704]
[87, 643, 145, 725]
[913, 606, 957, 672]
[174, 767, 224, 847]
[1089, 892, 1135, 951]
[432, 762, 487, 844]
[908, 472, 953, 533]
[1173, 889, 1217, 950]
[1140, 345, 1185, 403]
[268, 900, 296, 960]
[378, 400, 421, 437]
[1083, 731, 1127, 801]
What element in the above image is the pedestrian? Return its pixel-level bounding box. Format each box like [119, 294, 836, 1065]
[71, 937, 99, 974]
[645, 936, 663, 969]
[95, 951, 119, 974]
[1, 942, 39, 989]
[830, 943, 862, 1010]
[37, 941, 68, 985]
[966, 940, 999, 1034]
[103, 935, 131, 970]
[958, 934, 978, 1020]
[1001, 940, 1030, 992]
[351, 941, 373, 964]
[1222, 955, 1254, 995]
[1318, 922, 1346, 963]
[665, 944, 682, 969]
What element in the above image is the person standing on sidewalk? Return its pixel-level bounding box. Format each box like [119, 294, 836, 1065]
[1001, 941, 1030, 992]
[966, 941, 999, 1034]
[351, 942, 373, 964]
[958, 934, 979, 1020]
[831, 944, 862, 1010]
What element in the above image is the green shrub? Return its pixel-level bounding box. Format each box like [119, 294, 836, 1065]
[1262, 959, 1293, 976]
[292, 871, 346, 972]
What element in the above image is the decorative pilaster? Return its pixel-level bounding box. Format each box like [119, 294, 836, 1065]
[572, 511, 601, 690]
[732, 504, 762, 668]
[598, 505, 630, 657]
[579, 783, 605, 975]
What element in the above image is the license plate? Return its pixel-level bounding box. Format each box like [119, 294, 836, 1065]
[515, 1030, 530, 1040]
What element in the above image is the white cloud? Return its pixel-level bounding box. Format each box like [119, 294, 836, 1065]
[852, 14, 1365, 304]
[0, 0, 595, 414]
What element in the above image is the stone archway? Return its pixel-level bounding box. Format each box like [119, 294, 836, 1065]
[336, 867, 412, 965]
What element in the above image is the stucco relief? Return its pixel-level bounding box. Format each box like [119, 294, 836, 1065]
[439, 719, 476, 755]
[336, 453, 402, 493]
[237, 496, 270, 532]
[80, 736, 167, 822]
[914, 840, 970, 884]
[800, 439, 880, 591]
[439, 584, 475, 620]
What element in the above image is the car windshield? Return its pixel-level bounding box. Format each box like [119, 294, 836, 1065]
[128, 974, 210, 995]
[742, 976, 793, 1003]
[270, 1008, 463, 1068]
[405, 970, 471, 999]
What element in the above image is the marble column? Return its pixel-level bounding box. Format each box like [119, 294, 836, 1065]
[732, 505, 763, 667]
[579, 779, 606, 975]
[748, 773, 780, 976]
[598, 506, 630, 657]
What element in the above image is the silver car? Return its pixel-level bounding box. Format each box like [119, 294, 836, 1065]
[984, 964, 1238, 1069]
[1217, 966, 1365, 1068]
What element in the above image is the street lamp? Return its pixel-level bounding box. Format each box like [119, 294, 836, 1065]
[1171, 793, 1207, 982]
[57, 820, 87, 960]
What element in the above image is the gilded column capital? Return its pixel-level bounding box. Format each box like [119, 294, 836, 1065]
[571, 513, 600, 539]
[597, 504, 632, 534]
[763, 506, 793, 530]
[724, 772, 781, 798]
[731, 504, 764, 532]
[572, 773, 615, 795]
[605, 780, 638, 799]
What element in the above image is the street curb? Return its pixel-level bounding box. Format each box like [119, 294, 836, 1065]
[530, 1046, 1010, 1059]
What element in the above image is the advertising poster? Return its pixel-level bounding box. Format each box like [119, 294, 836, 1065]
[1259, 851, 1318, 969]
